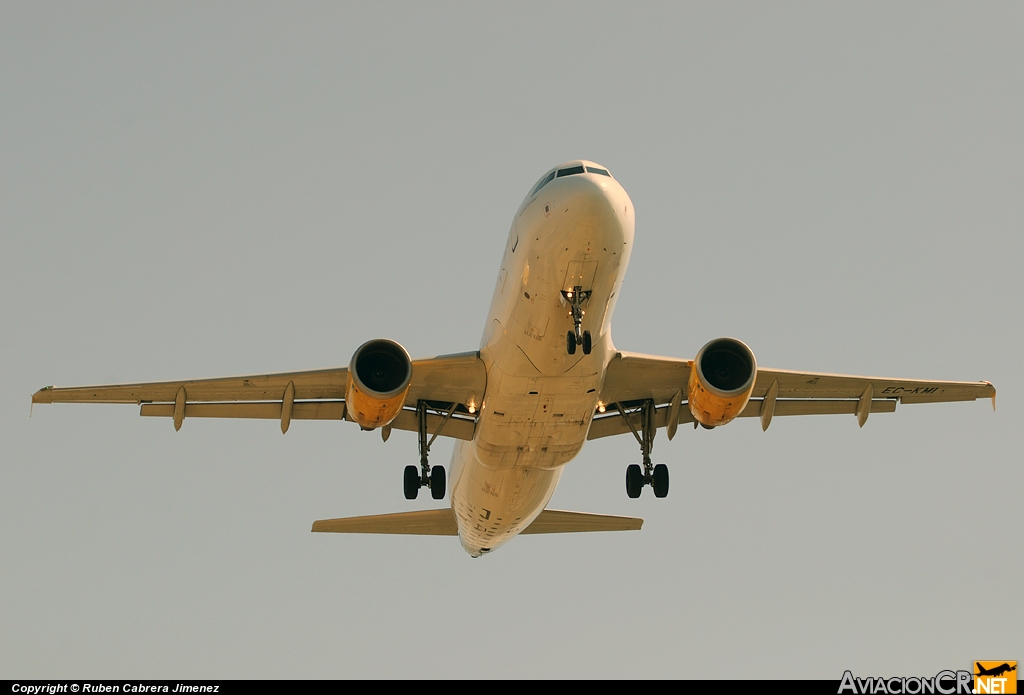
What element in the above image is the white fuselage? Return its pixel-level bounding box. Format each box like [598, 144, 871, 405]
[448, 162, 635, 556]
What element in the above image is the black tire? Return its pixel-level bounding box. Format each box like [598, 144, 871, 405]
[430, 465, 446, 500]
[653, 463, 669, 498]
[567, 331, 577, 355]
[404, 465, 420, 500]
[626, 464, 644, 498]
[582, 330, 592, 355]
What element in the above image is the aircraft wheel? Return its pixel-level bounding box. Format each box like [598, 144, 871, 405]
[582, 330, 592, 355]
[653, 464, 669, 498]
[430, 465, 446, 500]
[566, 331, 577, 355]
[626, 464, 644, 498]
[404, 465, 420, 500]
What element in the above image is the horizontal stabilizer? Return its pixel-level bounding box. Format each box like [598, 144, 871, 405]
[520, 509, 643, 534]
[313, 509, 458, 535]
[311, 508, 643, 536]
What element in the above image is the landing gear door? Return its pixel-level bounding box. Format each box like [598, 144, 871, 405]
[562, 261, 598, 293]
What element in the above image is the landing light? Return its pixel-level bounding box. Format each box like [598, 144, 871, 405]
[598, 402, 606, 413]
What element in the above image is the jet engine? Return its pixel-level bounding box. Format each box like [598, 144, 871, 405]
[687, 338, 757, 428]
[345, 339, 413, 430]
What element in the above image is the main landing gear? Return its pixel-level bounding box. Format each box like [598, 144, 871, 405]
[615, 400, 669, 498]
[404, 464, 445, 500]
[404, 401, 451, 500]
[563, 285, 592, 355]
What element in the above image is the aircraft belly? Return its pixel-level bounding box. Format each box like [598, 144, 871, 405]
[474, 192, 628, 468]
[474, 338, 604, 468]
[451, 169, 637, 556]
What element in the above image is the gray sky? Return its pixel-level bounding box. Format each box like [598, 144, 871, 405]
[2, 2, 1021, 679]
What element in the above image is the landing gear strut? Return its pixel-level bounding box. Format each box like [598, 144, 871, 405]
[563, 285, 592, 355]
[616, 400, 669, 498]
[404, 400, 451, 500]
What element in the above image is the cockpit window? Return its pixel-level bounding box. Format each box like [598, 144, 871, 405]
[531, 164, 611, 197]
[530, 170, 556, 197]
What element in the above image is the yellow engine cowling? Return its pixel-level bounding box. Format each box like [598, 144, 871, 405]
[687, 338, 757, 428]
[345, 339, 413, 430]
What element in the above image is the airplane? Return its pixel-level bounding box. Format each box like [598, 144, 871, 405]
[975, 663, 1016, 678]
[32, 160, 997, 557]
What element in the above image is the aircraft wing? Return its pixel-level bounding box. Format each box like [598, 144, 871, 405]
[32, 351, 487, 440]
[590, 351, 995, 440]
[749, 368, 996, 404]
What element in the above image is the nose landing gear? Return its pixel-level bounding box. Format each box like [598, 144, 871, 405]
[563, 285, 592, 355]
[566, 329, 592, 356]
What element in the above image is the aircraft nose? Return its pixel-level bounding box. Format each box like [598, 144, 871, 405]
[552, 172, 631, 246]
[556, 171, 619, 208]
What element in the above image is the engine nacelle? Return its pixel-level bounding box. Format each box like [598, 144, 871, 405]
[345, 339, 413, 430]
[687, 338, 757, 428]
